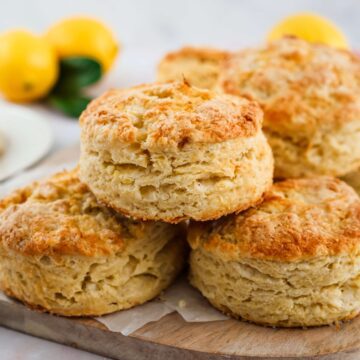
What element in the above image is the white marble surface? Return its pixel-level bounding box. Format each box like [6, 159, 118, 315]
[0, 0, 360, 358]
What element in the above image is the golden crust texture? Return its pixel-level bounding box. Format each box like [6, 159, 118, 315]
[189, 177, 360, 327]
[80, 81, 263, 151]
[80, 82, 274, 223]
[217, 37, 360, 178]
[0, 169, 186, 316]
[189, 177, 360, 261]
[157, 46, 229, 90]
[0, 169, 125, 256]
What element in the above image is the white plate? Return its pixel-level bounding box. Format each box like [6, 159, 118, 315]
[0, 105, 53, 182]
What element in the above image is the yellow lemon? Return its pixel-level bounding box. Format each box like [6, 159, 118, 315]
[45, 17, 119, 72]
[267, 13, 349, 49]
[0, 30, 58, 102]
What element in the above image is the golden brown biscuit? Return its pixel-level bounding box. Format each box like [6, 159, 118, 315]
[157, 46, 228, 90]
[218, 37, 360, 178]
[189, 177, 360, 327]
[0, 169, 185, 316]
[79, 81, 274, 223]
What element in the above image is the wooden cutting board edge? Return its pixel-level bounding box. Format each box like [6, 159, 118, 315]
[1, 298, 360, 360]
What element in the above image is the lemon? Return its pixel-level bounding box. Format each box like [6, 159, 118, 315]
[267, 13, 349, 49]
[0, 30, 58, 102]
[45, 17, 119, 72]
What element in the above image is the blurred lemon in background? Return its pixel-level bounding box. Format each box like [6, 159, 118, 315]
[0, 30, 58, 102]
[267, 13, 349, 49]
[45, 17, 119, 72]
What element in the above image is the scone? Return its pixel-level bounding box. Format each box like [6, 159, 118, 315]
[79, 81, 274, 223]
[217, 37, 360, 178]
[0, 169, 185, 316]
[157, 46, 228, 90]
[342, 169, 360, 195]
[189, 177, 360, 327]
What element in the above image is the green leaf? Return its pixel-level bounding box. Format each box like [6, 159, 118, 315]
[48, 93, 92, 118]
[53, 57, 102, 95]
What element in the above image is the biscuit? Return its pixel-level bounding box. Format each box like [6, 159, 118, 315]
[79, 81, 274, 223]
[217, 37, 360, 178]
[188, 177, 360, 327]
[0, 169, 185, 316]
[157, 46, 228, 90]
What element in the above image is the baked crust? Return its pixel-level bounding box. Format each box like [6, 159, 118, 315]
[0, 169, 186, 316]
[80, 81, 263, 152]
[0, 169, 173, 256]
[160, 46, 228, 63]
[157, 46, 228, 90]
[217, 37, 360, 177]
[188, 177, 360, 261]
[219, 37, 360, 132]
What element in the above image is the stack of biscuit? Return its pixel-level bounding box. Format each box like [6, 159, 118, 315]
[1, 37, 360, 329]
[157, 37, 360, 327]
[0, 81, 273, 317]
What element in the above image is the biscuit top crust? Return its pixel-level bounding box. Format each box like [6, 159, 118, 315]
[218, 37, 360, 138]
[159, 46, 228, 65]
[80, 82, 263, 151]
[0, 169, 158, 257]
[188, 177, 360, 261]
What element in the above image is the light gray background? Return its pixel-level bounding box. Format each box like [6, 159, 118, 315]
[0, 0, 359, 359]
[0, 0, 359, 49]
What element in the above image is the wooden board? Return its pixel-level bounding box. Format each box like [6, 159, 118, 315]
[1, 298, 360, 359]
